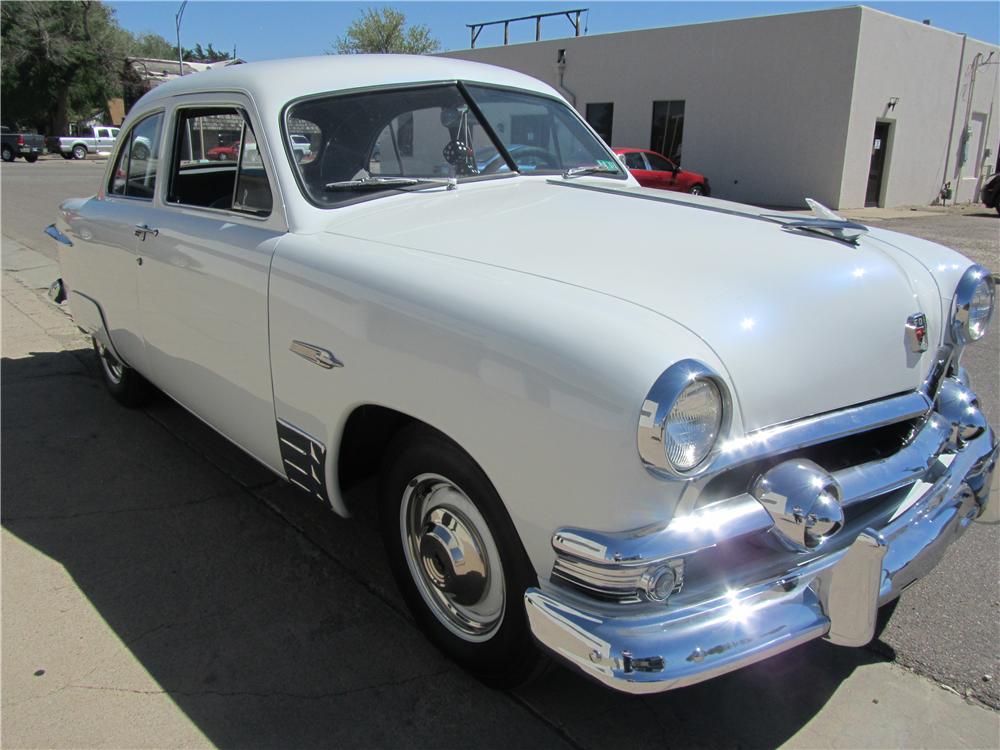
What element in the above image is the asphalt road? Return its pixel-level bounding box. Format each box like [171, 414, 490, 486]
[2, 158, 999, 737]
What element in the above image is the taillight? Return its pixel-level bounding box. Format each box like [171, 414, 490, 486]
[17, 135, 25, 145]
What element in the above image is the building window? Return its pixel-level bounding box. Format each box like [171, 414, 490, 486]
[650, 100, 685, 164]
[585, 102, 614, 144]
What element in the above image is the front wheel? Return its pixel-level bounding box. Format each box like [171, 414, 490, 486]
[379, 425, 544, 688]
[1, 146, 13, 162]
[93, 338, 154, 407]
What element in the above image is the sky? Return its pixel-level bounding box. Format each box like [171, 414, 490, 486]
[107, 1, 1000, 61]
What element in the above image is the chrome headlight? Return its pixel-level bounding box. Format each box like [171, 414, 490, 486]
[951, 265, 995, 344]
[638, 360, 730, 475]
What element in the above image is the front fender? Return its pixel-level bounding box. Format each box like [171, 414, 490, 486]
[268, 234, 731, 576]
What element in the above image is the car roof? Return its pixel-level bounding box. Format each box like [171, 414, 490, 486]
[136, 54, 561, 115]
[612, 147, 658, 155]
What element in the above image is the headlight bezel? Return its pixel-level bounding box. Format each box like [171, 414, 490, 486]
[637, 360, 732, 478]
[951, 264, 996, 345]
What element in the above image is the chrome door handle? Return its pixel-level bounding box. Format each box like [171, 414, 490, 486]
[134, 224, 159, 240]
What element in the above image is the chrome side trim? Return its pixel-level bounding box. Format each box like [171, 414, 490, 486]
[289, 340, 343, 369]
[276, 419, 329, 503]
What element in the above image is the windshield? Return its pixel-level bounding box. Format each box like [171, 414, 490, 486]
[284, 83, 624, 207]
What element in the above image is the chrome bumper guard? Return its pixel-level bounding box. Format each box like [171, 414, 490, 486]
[526, 388, 997, 694]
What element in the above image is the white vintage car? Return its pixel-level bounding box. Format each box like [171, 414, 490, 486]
[46, 55, 997, 694]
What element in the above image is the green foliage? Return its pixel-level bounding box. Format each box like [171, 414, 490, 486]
[333, 7, 440, 55]
[131, 32, 176, 59]
[0, 0, 228, 134]
[182, 42, 232, 62]
[1, 0, 127, 133]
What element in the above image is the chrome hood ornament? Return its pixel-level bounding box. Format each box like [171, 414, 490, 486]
[761, 199, 868, 246]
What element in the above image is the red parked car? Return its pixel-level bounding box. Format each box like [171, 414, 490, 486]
[206, 141, 240, 161]
[613, 147, 710, 195]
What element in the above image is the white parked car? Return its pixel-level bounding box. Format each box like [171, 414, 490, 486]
[46, 56, 997, 694]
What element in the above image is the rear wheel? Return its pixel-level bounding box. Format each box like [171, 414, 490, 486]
[689, 183, 705, 195]
[72, 144, 87, 160]
[379, 425, 544, 688]
[93, 338, 154, 407]
[1, 146, 13, 162]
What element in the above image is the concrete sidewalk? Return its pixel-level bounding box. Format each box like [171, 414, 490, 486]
[2, 256, 998, 749]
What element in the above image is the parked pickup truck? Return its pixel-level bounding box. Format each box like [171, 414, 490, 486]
[1, 126, 45, 162]
[47, 126, 121, 160]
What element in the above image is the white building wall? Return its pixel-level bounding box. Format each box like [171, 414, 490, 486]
[839, 8, 999, 207]
[445, 7, 862, 208]
[444, 6, 999, 209]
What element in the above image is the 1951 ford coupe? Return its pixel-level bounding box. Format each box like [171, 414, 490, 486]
[46, 55, 997, 694]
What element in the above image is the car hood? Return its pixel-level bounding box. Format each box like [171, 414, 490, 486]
[325, 179, 938, 430]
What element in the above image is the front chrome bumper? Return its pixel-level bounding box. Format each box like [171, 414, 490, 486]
[525, 412, 997, 694]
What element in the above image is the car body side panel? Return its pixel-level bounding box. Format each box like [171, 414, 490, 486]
[58, 196, 147, 370]
[268, 232, 728, 574]
[136, 211, 285, 473]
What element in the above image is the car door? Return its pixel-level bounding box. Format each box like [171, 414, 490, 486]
[95, 127, 114, 152]
[643, 151, 681, 191]
[65, 111, 167, 373]
[135, 97, 286, 471]
[622, 151, 656, 187]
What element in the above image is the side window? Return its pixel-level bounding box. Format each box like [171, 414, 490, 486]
[645, 152, 675, 172]
[233, 124, 272, 215]
[108, 112, 164, 199]
[168, 106, 272, 216]
[623, 152, 646, 170]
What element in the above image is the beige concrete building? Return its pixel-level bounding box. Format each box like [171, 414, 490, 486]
[444, 6, 999, 209]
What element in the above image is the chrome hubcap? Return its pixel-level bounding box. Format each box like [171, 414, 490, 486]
[94, 339, 124, 385]
[401, 473, 505, 641]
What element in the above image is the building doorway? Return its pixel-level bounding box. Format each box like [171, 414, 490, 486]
[866, 121, 892, 207]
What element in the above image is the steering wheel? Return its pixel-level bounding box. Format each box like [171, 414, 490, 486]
[481, 146, 560, 174]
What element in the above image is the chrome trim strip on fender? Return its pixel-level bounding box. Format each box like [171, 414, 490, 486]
[289, 340, 343, 369]
[276, 419, 330, 503]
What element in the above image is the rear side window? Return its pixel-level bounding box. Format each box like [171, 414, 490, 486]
[623, 152, 646, 170]
[167, 107, 272, 216]
[646, 152, 675, 172]
[108, 112, 164, 199]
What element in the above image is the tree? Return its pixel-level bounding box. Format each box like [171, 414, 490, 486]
[180, 42, 232, 62]
[1, 1, 129, 134]
[130, 32, 175, 59]
[332, 8, 439, 55]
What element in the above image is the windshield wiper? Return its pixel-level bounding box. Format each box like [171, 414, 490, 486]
[562, 164, 621, 179]
[324, 176, 457, 191]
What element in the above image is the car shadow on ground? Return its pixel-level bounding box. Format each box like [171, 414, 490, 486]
[2, 347, 893, 749]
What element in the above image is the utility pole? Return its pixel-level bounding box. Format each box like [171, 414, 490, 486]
[176, 0, 189, 76]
